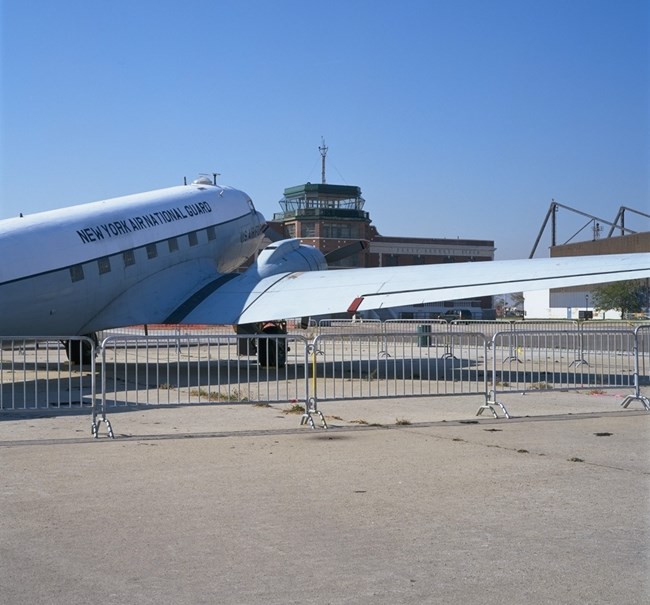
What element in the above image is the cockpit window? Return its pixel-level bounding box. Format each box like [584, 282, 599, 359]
[247, 198, 255, 212]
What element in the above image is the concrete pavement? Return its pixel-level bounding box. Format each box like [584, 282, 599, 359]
[1, 394, 649, 604]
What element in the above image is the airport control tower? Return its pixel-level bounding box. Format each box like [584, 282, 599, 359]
[270, 140, 372, 267]
[266, 141, 495, 318]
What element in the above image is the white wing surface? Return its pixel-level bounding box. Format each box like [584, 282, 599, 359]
[180, 253, 650, 324]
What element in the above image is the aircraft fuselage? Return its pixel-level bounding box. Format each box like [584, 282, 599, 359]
[0, 181, 265, 335]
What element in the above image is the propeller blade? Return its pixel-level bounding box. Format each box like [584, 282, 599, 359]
[263, 225, 286, 242]
[324, 240, 368, 264]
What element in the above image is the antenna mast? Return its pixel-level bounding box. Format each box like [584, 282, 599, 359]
[319, 137, 328, 184]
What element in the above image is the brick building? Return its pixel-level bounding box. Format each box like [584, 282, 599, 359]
[265, 181, 496, 319]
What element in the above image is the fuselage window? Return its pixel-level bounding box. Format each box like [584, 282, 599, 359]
[147, 244, 158, 259]
[188, 231, 198, 247]
[206, 226, 216, 241]
[98, 257, 111, 274]
[70, 264, 84, 282]
[123, 250, 135, 267]
[168, 237, 179, 252]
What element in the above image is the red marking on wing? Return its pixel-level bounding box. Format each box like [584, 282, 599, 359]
[347, 297, 364, 313]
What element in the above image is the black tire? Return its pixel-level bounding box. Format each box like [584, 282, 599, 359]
[63, 333, 98, 365]
[258, 326, 286, 368]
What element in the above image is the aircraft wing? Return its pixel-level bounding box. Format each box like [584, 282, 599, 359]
[180, 252, 650, 324]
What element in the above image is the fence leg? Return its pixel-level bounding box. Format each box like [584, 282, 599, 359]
[301, 396, 328, 429]
[620, 394, 650, 411]
[476, 390, 511, 419]
[503, 323, 522, 363]
[569, 324, 589, 367]
[91, 392, 114, 439]
[620, 339, 650, 411]
[92, 344, 115, 438]
[91, 413, 115, 439]
[300, 345, 328, 429]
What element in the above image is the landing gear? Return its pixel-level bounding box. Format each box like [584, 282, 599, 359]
[235, 321, 288, 368]
[63, 333, 98, 365]
[257, 321, 287, 369]
[234, 323, 258, 356]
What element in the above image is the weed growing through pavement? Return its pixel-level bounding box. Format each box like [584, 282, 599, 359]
[190, 388, 249, 402]
[529, 382, 552, 390]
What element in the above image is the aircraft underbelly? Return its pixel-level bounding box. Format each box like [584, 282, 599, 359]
[0, 271, 98, 335]
[0, 217, 255, 336]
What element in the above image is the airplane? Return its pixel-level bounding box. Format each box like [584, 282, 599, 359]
[1, 176, 649, 365]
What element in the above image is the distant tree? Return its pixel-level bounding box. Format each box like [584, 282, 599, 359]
[510, 292, 525, 308]
[591, 280, 648, 319]
[495, 297, 507, 317]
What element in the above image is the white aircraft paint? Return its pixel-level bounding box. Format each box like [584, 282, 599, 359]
[1, 179, 648, 336]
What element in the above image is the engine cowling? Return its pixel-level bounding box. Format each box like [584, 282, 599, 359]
[252, 239, 328, 278]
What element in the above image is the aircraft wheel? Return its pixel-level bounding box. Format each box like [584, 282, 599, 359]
[64, 333, 98, 365]
[258, 324, 286, 369]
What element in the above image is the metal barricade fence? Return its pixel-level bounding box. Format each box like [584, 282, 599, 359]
[99, 324, 236, 338]
[99, 333, 311, 410]
[636, 325, 650, 380]
[622, 325, 650, 410]
[488, 328, 639, 397]
[3, 327, 648, 437]
[383, 319, 448, 333]
[311, 331, 489, 402]
[0, 336, 96, 411]
[317, 318, 382, 335]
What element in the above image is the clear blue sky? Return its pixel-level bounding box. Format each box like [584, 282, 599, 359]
[1, 0, 648, 258]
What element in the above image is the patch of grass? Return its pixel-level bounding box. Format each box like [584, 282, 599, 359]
[190, 388, 248, 402]
[588, 389, 606, 395]
[568, 456, 584, 463]
[253, 402, 271, 408]
[395, 418, 411, 425]
[529, 382, 552, 390]
[283, 403, 305, 414]
[158, 383, 174, 390]
[350, 419, 384, 427]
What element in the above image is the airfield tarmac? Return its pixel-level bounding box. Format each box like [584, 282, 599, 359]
[1, 393, 649, 605]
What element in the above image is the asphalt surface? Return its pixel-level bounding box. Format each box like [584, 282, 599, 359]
[1, 395, 649, 605]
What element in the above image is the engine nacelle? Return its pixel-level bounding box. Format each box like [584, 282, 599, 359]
[253, 239, 327, 278]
